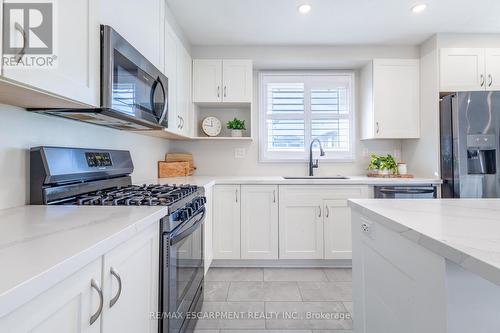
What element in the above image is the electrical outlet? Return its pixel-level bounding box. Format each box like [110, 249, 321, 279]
[234, 148, 246, 159]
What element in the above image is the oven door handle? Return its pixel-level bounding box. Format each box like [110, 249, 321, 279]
[170, 208, 205, 246]
[378, 188, 435, 194]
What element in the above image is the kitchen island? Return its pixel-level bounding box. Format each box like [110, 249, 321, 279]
[349, 199, 500, 333]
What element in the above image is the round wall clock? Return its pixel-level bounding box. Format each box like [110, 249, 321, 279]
[201, 116, 222, 137]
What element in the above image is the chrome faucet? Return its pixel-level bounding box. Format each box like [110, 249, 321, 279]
[309, 138, 325, 176]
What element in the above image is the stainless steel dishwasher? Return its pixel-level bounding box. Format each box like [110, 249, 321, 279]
[374, 185, 438, 199]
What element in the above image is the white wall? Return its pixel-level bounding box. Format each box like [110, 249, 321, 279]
[402, 36, 440, 178]
[170, 45, 418, 176]
[0, 105, 170, 209]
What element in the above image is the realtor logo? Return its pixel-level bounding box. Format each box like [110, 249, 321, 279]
[2, 1, 56, 68]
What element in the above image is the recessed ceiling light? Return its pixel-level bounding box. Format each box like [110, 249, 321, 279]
[298, 4, 312, 14]
[411, 3, 427, 13]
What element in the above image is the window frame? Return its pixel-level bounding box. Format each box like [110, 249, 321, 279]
[258, 71, 356, 163]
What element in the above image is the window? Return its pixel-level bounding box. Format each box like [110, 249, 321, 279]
[259, 72, 355, 162]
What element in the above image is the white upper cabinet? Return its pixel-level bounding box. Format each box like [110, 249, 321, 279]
[440, 48, 486, 92]
[440, 48, 500, 92]
[361, 59, 420, 139]
[193, 59, 252, 104]
[176, 45, 193, 136]
[222, 60, 253, 103]
[484, 49, 500, 91]
[193, 59, 223, 103]
[99, 0, 164, 69]
[2, 0, 100, 107]
[240, 185, 279, 260]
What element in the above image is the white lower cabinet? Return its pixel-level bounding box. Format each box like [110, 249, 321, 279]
[241, 185, 279, 259]
[279, 187, 324, 259]
[0, 258, 102, 333]
[204, 186, 214, 273]
[279, 185, 370, 260]
[101, 224, 159, 333]
[0, 223, 160, 333]
[213, 185, 241, 259]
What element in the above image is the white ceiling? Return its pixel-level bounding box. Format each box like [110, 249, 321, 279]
[166, 0, 500, 46]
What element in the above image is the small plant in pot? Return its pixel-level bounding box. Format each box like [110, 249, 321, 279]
[378, 154, 398, 175]
[227, 118, 246, 137]
[368, 154, 381, 174]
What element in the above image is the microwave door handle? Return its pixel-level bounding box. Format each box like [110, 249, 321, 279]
[157, 78, 168, 124]
[170, 208, 205, 246]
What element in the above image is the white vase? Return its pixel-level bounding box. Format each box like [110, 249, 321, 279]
[379, 169, 390, 175]
[397, 163, 408, 175]
[231, 129, 243, 137]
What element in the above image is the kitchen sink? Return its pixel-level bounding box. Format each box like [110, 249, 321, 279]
[283, 176, 350, 180]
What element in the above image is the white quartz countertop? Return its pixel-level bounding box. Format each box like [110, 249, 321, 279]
[155, 175, 441, 189]
[0, 205, 167, 317]
[348, 199, 500, 287]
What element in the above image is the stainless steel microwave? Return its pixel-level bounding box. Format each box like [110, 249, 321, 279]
[34, 25, 168, 131]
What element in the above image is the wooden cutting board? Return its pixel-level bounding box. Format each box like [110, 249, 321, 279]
[158, 161, 190, 178]
[165, 153, 196, 175]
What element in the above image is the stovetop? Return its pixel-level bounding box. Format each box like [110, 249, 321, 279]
[62, 184, 199, 206]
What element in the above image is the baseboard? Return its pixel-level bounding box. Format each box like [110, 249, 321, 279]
[210, 259, 352, 268]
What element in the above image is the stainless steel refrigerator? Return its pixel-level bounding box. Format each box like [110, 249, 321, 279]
[440, 92, 499, 198]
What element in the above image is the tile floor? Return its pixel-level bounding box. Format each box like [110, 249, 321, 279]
[194, 267, 353, 333]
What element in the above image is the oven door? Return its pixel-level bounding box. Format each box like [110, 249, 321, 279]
[101, 25, 168, 128]
[164, 208, 205, 333]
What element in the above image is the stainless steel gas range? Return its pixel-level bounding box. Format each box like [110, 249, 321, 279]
[30, 146, 205, 333]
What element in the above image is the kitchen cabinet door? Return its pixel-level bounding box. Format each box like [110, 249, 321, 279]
[193, 59, 223, 103]
[324, 199, 352, 260]
[372, 59, 420, 139]
[213, 185, 241, 259]
[99, 0, 163, 69]
[278, 186, 324, 259]
[2, 0, 100, 107]
[165, 22, 179, 133]
[222, 59, 253, 103]
[485, 48, 500, 91]
[0, 259, 102, 333]
[101, 223, 159, 333]
[204, 186, 214, 274]
[241, 185, 278, 259]
[440, 48, 486, 92]
[177, 44, 193, 136]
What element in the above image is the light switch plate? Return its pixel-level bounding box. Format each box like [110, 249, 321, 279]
[234, 148, 246, 159]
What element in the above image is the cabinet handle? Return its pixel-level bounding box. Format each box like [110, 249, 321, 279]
[488, 74, 493, 87]
[235, 189, 238, 203]
[217, 86, 220, 98]
[273, 190, 276, 203]
[376, 122, 380, 134]
[325, 206, 330, 218]
[109, 267, 122, 308]
[480, 74, 485, 87]
[180, 116, 184, 129]
[177, 115, 181, 129]
[317, 205, 322, 218]
[90, 279, 103, 325]
[14, 23, 26, 63]
[224, 86, 227, 98]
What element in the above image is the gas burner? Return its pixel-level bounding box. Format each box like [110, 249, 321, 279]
[69, 184, 199, 206]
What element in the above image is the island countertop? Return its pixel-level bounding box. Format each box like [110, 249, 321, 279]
[0, 205, 167, 317]
[348, 199, 500, 287]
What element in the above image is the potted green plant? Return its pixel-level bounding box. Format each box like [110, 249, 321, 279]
[368, 154, 381, 174]
[378, 154, 398, 175]
[227, 118, 246, 137]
